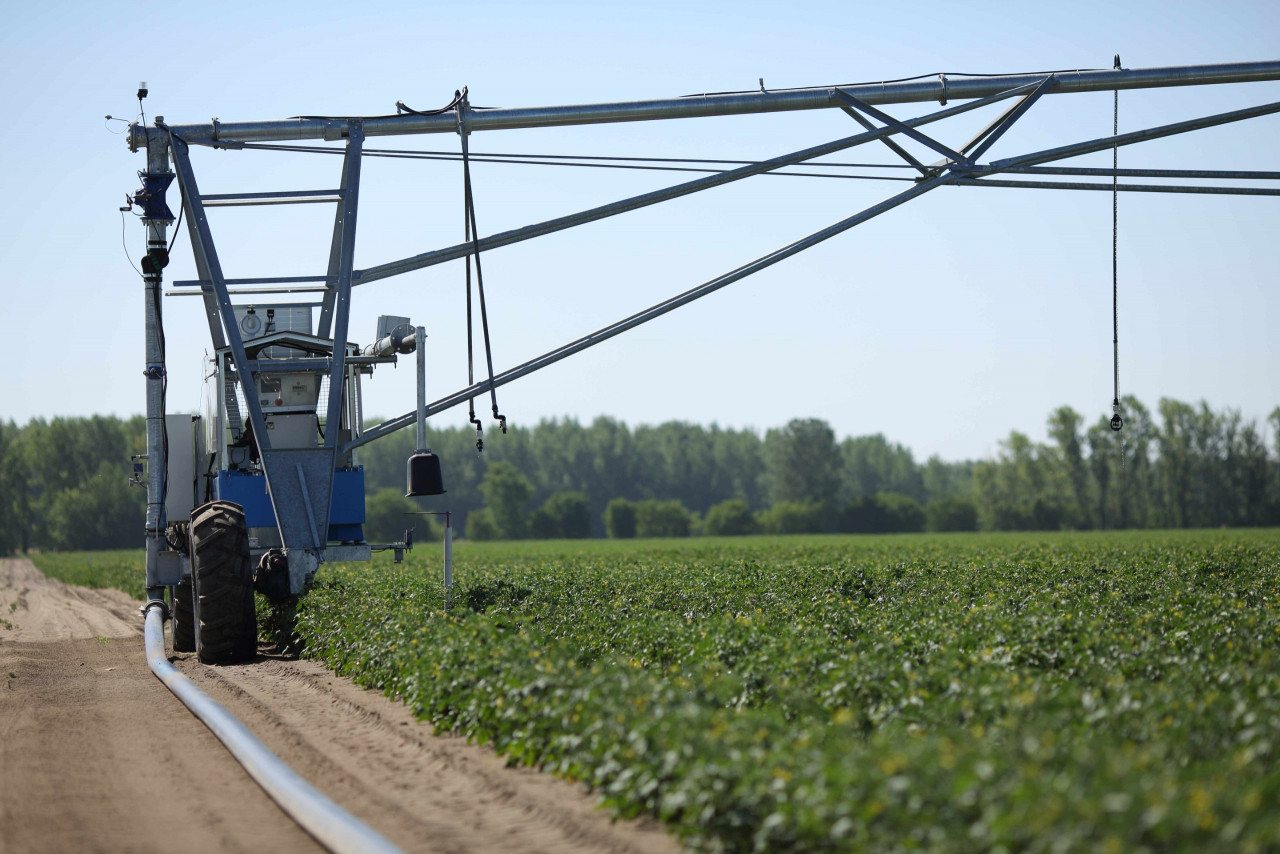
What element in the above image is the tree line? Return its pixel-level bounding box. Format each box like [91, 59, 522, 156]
[2, 397, 1277, 553]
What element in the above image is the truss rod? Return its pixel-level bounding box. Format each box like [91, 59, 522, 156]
[355, 81, 1039, 285]
[988, 99, 1280, 171]
[131, 60, 1280, 149]
[345, 172, 956, 454]
[954, 178, 1280, 196]
[975, 166, 1280, 180]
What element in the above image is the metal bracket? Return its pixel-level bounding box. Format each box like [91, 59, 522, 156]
[134, 171, 176, 222]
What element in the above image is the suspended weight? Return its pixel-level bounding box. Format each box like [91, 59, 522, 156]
[407, 449, 446, 497]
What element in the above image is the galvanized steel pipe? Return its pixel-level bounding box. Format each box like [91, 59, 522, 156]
[143, 605, 402, 854]
[130, 60, 1280, 150]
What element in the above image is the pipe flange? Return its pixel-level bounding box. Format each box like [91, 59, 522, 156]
[141, 598, 170, 619]
[938, 74, 948, 106]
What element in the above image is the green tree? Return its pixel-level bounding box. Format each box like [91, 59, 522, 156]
[840, 434, 924, 503]
[465, 508, 499, 540]
[764, 418, 842, 508]
[837, 492, 925, 533]
[0, 420, 29, 555]
[604, 498, 638, 538]
[44, 461, 143, 551]
[480, 461, 533, 539]
[1046, 406, 1089, 529]
[1086, 417, 1115, 528]
[635, 499, 692, 538]
[703, 499, 760, 536]
[364, 488, 439, 543]
[757, 501, 824, 535]
[925, 496, 978, 532]
[529, 491, 591, 539]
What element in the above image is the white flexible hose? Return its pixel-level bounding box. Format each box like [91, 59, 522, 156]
[143, 605, 401, 854]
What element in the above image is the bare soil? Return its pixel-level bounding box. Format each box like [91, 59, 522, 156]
[0, 558, 681, 854]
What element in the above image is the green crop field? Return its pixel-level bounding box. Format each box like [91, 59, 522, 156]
[34, 530, 1280, 852]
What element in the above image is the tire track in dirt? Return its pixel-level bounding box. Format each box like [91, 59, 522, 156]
[0, 558, 682, 853]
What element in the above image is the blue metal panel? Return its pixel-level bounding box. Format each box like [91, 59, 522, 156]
[216, 470, 275, 527]
[215, 467, 365, 539]
[330, 468, 365, 524]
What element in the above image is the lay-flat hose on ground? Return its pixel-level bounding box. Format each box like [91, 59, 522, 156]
[143, 605, 402, 854]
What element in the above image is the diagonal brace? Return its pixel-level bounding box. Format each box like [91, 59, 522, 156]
[838, 106, 930, 175]
[354, 80, 1045, 284]
[169, 136, 272, 452]
[833, 89, 970, 166]
[346, 171, 958, 454]
[964, 75, 1055, 163]
[322, 123, 364, 449]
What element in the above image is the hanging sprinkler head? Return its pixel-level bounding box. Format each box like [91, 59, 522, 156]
[1111, 399, 1124, 432]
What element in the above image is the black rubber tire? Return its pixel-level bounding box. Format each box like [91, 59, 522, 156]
[190, 500, 257, 664]
[171, 577, 195, 653]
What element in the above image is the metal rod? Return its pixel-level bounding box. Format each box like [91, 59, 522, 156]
[974, 166, 1280, 179]
[170, 138, 273, 451]
[443, 512, 453, 611]
[415, 326, 426, 451]
[963, 75, 1056, 162]
[175, 276, 333, 287]
[354, 81, 1041, 285]
[837, 106, 929, 174]
[203, 197, 341, 207]
[833, 90, 969, 164]
[319, 135, 362, 337]
[322, 124, 363, 448]
[988, 99, 1280, 171]
[953, 178, 1280, 195]
[345, 172, 954, 453]
[201, 189, 342, 202]
[130, 60, 1280, 148]
[167, 287, 331, 296]
[143, 606, 402, 854]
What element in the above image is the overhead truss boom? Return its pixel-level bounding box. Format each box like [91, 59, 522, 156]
[130, 60, 1280, 150]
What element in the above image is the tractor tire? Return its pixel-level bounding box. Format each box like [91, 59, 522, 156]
[171, 576, 195, 653]
[190, 500, 257, 664]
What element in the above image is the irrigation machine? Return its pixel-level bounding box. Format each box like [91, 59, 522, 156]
[124, 60, 1280, 664]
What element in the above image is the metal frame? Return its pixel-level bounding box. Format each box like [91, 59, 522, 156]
[133, 59, 1280, 602]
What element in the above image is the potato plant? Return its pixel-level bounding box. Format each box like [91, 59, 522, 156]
[293, 530, 1280, 852]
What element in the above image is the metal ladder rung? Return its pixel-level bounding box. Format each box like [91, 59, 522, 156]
[173, 276, 334, 287]
[201, 189, 343, 206]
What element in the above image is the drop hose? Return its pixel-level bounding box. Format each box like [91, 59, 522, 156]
[143, 603, 402, 854]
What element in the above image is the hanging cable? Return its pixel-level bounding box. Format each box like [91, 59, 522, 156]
[462, 102, 483, 451]
[456, 88, 507, 447]
[1110, 54, 1124, 436]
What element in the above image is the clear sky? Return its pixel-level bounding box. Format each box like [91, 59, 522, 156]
[1, 0, 1277, 462]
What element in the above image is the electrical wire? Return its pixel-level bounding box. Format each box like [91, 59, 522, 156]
[230, 141, 919, 181]
[121, 210, 144, 279]
[458, 95, 507, 439]
[168, 191, 185, 254]
[683, 66, 1110, 97]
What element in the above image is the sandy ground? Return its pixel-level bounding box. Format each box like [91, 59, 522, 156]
[0, 558, 681, 854]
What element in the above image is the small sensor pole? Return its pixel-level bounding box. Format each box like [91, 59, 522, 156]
[415, 326, 427, 451]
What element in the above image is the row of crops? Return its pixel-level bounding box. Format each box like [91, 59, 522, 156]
[33, 530, 1280, 851]
[292, 530, 1280, 852]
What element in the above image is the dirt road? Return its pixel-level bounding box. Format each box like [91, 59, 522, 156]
[0, 558, 680, 854]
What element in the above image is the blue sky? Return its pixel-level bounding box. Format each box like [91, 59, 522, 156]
[1, 0, 1277, 461]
